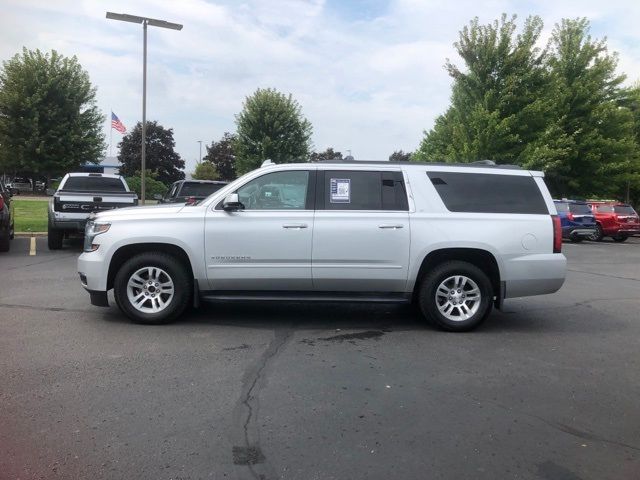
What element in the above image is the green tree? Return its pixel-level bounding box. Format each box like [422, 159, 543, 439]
[0, 48, 105, 181]
[203, 132, 236, 180]
[389, 150, 412, 161]
[192, 161, 218, 180]
[521, 18, 637, 198]
[234, 88, 313, 174]
[125, 170, 168, 199]
[118, 121, 185, 185]
[414, 14, 550, 164]
[310, 148, 343, 162]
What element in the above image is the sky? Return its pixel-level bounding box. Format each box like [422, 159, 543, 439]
[2, 0, 640, 174]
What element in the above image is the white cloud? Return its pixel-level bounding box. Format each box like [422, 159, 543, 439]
[1, 0, 640, 172]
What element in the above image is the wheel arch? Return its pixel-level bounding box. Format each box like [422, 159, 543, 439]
[107, 242, 194, 290]
[412, 248, 501, 299]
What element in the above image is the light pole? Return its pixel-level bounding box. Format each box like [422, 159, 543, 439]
[106, 12, 182, 204]
[198, 140, 203, 163]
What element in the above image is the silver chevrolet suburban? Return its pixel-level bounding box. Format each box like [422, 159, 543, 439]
[77, 160, 566, 331]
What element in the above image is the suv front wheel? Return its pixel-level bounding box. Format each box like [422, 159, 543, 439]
[114, 252, 191, 324]
[418, 261, 493, 332]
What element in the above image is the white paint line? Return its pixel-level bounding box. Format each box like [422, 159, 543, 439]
[29, 236, 36, 256]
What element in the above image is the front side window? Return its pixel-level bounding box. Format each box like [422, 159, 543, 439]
[236, 170, 310, 210]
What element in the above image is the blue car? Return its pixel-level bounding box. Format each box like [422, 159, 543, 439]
[553, 200, 597, 243]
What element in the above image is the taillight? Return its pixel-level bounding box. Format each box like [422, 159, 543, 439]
[552, 215, 562, 253]
[567, 212, 574, 221]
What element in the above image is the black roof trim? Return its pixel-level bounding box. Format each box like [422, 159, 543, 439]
[311, 159, 522, 170]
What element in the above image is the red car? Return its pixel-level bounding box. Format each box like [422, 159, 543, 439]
[587, 201, 640, 242]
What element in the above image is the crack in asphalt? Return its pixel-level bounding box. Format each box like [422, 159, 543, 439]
[234, 326, 293, 479]
[567, 268, 640, 283]
[473, 397, 640, 453]
[0, 303, 91, 314]
[4, 253, 78, 270]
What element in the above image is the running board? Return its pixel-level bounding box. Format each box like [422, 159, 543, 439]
[199, 291, 411, 304]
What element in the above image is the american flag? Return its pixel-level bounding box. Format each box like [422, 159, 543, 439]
[111, 112, 126, 134]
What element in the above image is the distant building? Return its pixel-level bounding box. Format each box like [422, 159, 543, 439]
[82, 156, 120, 175]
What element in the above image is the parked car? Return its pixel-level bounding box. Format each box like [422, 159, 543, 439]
[6, 177, 32, 195]
[587, 201, 640, 242]
[0, 182, 15, 252]
[553, 200, 597, 243]
[48, 173, 138, 250]
[78, 159, 566, 331]
[158, 180, 228, 204]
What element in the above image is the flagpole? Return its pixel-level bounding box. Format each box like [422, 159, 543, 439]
[109, 109, 113, 157]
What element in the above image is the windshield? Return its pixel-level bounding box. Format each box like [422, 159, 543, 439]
[569, 203, 592, 214]
[180, 182, 226, 197]
[62, 176, 126, 192]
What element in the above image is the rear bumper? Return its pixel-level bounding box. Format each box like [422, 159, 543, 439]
[502, 253, 567, 299]
[563, 227, 595, 238]
[50, 212, 89, 232]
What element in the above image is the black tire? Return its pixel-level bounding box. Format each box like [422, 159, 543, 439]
[612, 235, 628, 243]
[0, 228, 10, 252]
[113, 252, 191, 324]
[589, 224, 603, 242]
[418, 260, 493, 332]
[47, 222, 63, 250]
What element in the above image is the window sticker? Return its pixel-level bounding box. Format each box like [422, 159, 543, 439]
[330, 178, 351, 203]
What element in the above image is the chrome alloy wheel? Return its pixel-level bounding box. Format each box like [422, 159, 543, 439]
[126, 267, 175, 314]
[435, 275, 481, 322]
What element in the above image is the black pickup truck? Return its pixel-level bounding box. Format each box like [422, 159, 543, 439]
[48, 173, 138, 250]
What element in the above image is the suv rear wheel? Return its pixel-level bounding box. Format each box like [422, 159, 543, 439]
[589, 224, 603, 242]
[113, 252, 191, 324]
[47, 222, 63, 250]
[418, 261, 493, 332]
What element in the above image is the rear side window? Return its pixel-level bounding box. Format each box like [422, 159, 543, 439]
[61, 176, 126, 192]
[318, 171, 408, 211]
[569, 203, 592, 214]
[427, 172, 548, 214]
[595, 204, 614, 213]
[614, 205, 636, 215]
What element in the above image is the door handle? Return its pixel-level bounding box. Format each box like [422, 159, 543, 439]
[378, 224, 404, 229]
[282, 224, 308, 229]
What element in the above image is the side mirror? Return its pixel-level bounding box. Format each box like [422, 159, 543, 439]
[222, 193, 244, 211]
[153, 193, 162, 200]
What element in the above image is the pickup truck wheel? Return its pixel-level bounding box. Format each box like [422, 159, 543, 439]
[0, 228, 10, 252]
[589, 224, 603, 242]
[114, 253, 191, 324]
[419, 261, 493, 332]
[612, 235, 628, 243]
[47, 223, 63, 250]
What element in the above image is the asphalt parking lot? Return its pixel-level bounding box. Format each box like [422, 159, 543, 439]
[1, 237, 639, 480]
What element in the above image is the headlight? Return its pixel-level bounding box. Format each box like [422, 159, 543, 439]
[84, 221, 111, 252]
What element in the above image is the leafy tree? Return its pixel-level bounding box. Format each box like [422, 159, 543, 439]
[389, 150, 412, 161]
[192, 161, 218, 180]
[234, 88, 313, 174]
[202, 132, 236, 180]
[310, 148, 343, 162]
[0, 48, 105, 181]
[118, 121, 185, 185]
[521, 18, 636, 198]
[125, 170, 167, 199]
[414, 14, 550, 164]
